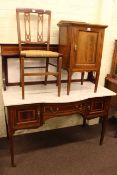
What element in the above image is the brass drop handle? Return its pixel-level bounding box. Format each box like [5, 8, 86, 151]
[86, 27, 91, 31]
[56, 107, 59, 111]
[50, 107, 53, 112]
[37, 110, 40, 117]
[74, 44, 77, 51]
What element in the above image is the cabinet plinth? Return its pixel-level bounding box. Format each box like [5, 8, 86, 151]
[58, 21, 107, 95]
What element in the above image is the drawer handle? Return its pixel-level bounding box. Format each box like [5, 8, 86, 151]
[56, 107, 59, 111]
[37, 111, 40, 117]
[50, 107, 53, 112]
[86, 27, 91, 31]
[74, 44, 77, 51]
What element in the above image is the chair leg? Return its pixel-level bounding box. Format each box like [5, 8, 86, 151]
[45, 58, 49, 85]
[19, 57, 22, 87]
[57, 57, 62, 97]
[21, 57, 24, 99]
[81, 72, 84, 85]
[56, 58, 59, 86]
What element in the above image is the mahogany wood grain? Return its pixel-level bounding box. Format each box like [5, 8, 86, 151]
[1, 44, 91, 88]
[0, 44, 58, 88]
[58, 20, 107, 95]
[6, 96, 111, 166]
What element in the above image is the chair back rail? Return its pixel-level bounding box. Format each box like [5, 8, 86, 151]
[16, 8, 51, 51]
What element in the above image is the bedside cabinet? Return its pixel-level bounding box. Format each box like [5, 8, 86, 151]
[58, 21, 107, 95]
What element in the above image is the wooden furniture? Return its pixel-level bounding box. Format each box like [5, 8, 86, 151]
[58, 21, 108, 95]
[1, 44, 94, 90]
[110, 40, 117, 76]
[105, 40, 117, 137]
[3, 82, 115, 167]
[1, 43, 59, 89]
[16, 8, 62, 99]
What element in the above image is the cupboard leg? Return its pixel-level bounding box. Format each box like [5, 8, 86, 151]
[81, 72, 84, 85]
[67, 71, 72, 95]
[94, 71, 99, 92]
[87, 72, 95, 82]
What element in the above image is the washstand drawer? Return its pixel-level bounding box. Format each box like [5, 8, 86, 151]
[43, 101, 86, 119]
[8, 104, 41, 130]
[86, 98, 105, 117]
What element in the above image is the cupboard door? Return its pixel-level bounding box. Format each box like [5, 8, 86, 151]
[72, 28, 100, 70]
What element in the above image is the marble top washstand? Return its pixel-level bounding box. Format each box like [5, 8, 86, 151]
[2, 81, 116, 106]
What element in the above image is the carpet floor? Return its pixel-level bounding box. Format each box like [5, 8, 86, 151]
[0, 118, 117, 175]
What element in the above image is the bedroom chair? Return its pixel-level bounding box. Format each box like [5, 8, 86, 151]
[16, 8, 62, 99]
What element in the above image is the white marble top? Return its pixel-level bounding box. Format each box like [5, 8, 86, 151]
[2, 82, 116, 106]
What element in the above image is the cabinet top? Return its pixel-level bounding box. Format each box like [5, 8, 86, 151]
[57, 20, 108, 28]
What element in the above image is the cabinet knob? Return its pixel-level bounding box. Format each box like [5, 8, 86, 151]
[88, 105, 90, 110]
[86, 27, 91, 31]
[50, 107, 53, 112]
[74, 44, 77, 51]
[56, 107, 59, 111]
[37, 111, 40, 117]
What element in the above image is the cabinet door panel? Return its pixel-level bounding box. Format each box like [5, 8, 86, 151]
[58, 21, 107, 73]
[72, 28, 100, 70]
[76, 31, 98, 64]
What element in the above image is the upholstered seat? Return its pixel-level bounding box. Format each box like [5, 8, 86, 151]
[21, 50, 60, 57]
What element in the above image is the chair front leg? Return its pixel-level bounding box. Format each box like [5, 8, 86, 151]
[19, 57, 22, 87]
[56, 58, 59, 86]
[45, 58, 49, 85]
[21, 57, 24, 99]
[57, 56, 62, 97]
